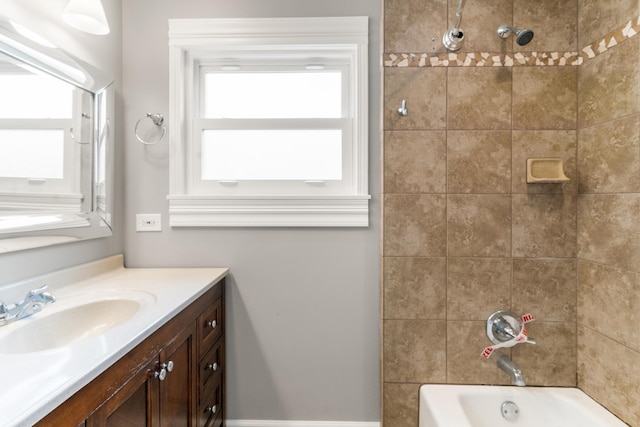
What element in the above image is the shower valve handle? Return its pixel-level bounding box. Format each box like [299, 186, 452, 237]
[481, 311, 535, 359]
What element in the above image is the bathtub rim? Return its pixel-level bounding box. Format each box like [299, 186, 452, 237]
[418, 384, 627, 427]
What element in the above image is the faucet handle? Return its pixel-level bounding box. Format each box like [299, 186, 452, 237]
[24, 285, 56, 306]
[25, 284, 49, 299]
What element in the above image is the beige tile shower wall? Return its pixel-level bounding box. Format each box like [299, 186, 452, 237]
[577, 0, 640, 423]
[382, 1, 583, 425]
[578, 0, 640, 46]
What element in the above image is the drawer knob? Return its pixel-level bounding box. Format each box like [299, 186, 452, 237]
[207, 320, 217, 329]
[206, 405, 217, 414]
[206, 362, 219, 372]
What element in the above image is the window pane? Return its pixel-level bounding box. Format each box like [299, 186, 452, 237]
[0, 74, 73, 119]
[0, 130, 64, 178]
[202, 130, 342, 180]
[204, 72, 342, 119]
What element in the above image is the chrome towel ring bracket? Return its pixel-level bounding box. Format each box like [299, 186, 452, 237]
[135, 113, 166, 145]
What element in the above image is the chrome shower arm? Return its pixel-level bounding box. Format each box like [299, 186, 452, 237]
[443, 0, 468, 51]
[452, 0, 467, 35]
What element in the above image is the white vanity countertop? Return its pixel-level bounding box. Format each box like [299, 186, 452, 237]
[0, 255, 228, 427]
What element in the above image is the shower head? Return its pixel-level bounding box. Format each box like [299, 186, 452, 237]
[497, 25, 534, 46]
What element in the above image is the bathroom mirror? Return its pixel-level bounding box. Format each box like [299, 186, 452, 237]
[0, 16, 114, 253]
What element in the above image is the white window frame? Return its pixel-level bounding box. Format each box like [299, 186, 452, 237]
[167, 17, 370, 227]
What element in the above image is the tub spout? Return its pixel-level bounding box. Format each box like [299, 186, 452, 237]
[496, 355, 526, 386]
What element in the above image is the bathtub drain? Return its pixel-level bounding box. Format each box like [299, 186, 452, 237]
[501, 401, 520, 422]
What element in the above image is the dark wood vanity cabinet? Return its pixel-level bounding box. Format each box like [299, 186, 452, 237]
[36, 279, 225, 427]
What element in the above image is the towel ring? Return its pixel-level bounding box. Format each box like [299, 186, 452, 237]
[70, 127, 90, 144]
[135, 113, 166, 145]
[70, 112, 92, 144]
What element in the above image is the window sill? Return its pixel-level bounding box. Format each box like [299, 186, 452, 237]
[0, 192, 83, 211]
[167, 194, 371, 227]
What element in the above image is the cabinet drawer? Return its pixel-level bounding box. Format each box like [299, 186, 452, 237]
[199, 297, 223, 356]
[198, 369, 222, 427]
[199, 338, 224, 395]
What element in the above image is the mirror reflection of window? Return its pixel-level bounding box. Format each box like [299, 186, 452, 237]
[0, 15, 114, 248]
[0, 62, 87, 211]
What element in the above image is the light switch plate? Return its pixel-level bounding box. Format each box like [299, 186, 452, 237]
[136, 214, 162, 232]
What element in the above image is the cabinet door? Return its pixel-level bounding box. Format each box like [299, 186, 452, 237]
[86, 322, 196, 427]
[87, 358, 160, 427]
[159, 322, 197, 427]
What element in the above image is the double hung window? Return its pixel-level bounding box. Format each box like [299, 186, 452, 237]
[168, 17, 370, 227]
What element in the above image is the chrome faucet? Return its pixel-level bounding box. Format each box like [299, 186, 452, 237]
[496, 355, 526, 386]
[0, 285, 56, 326]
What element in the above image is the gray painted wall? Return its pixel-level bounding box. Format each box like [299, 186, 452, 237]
[122, 0, 381, 422]
[0, 0, 124, 286]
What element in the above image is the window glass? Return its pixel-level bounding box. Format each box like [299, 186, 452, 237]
[0, 129, 64, 178]
[201, 129, 342, 180]
[0, 74, 72, 118]
[204, 71, 342, 119]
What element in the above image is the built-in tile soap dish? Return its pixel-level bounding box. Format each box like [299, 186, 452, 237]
[526, 158, 570, 184]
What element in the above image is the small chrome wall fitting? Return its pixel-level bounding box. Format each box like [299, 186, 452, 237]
[397, 99, 408, 116]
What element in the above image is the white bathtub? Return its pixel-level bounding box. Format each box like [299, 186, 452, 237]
[419, 385, 627, 427]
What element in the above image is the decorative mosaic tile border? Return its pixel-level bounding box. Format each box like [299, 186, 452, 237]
[581, 14, 639, 60]
[384, 14, 640, 68]
[384, 51, 582, 67]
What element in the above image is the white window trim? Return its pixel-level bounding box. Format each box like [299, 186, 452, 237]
[0, 191, 84, 212]
[167, 17, 370, 227]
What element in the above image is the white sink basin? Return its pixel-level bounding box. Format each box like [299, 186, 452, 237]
[0, 291, 155, 354]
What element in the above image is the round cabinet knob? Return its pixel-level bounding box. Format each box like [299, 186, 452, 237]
[206, 405, 217, 414]
[206, 362, 219, 372]
[155, 368, 167, 381]
[207, 320, 217, 329]
[154, 361, 174, 381]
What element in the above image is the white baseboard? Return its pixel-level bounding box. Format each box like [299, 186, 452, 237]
[226, 421, 380, 427]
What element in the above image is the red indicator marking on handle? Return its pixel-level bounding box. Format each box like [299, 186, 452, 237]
[481, 346, 494, 359]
